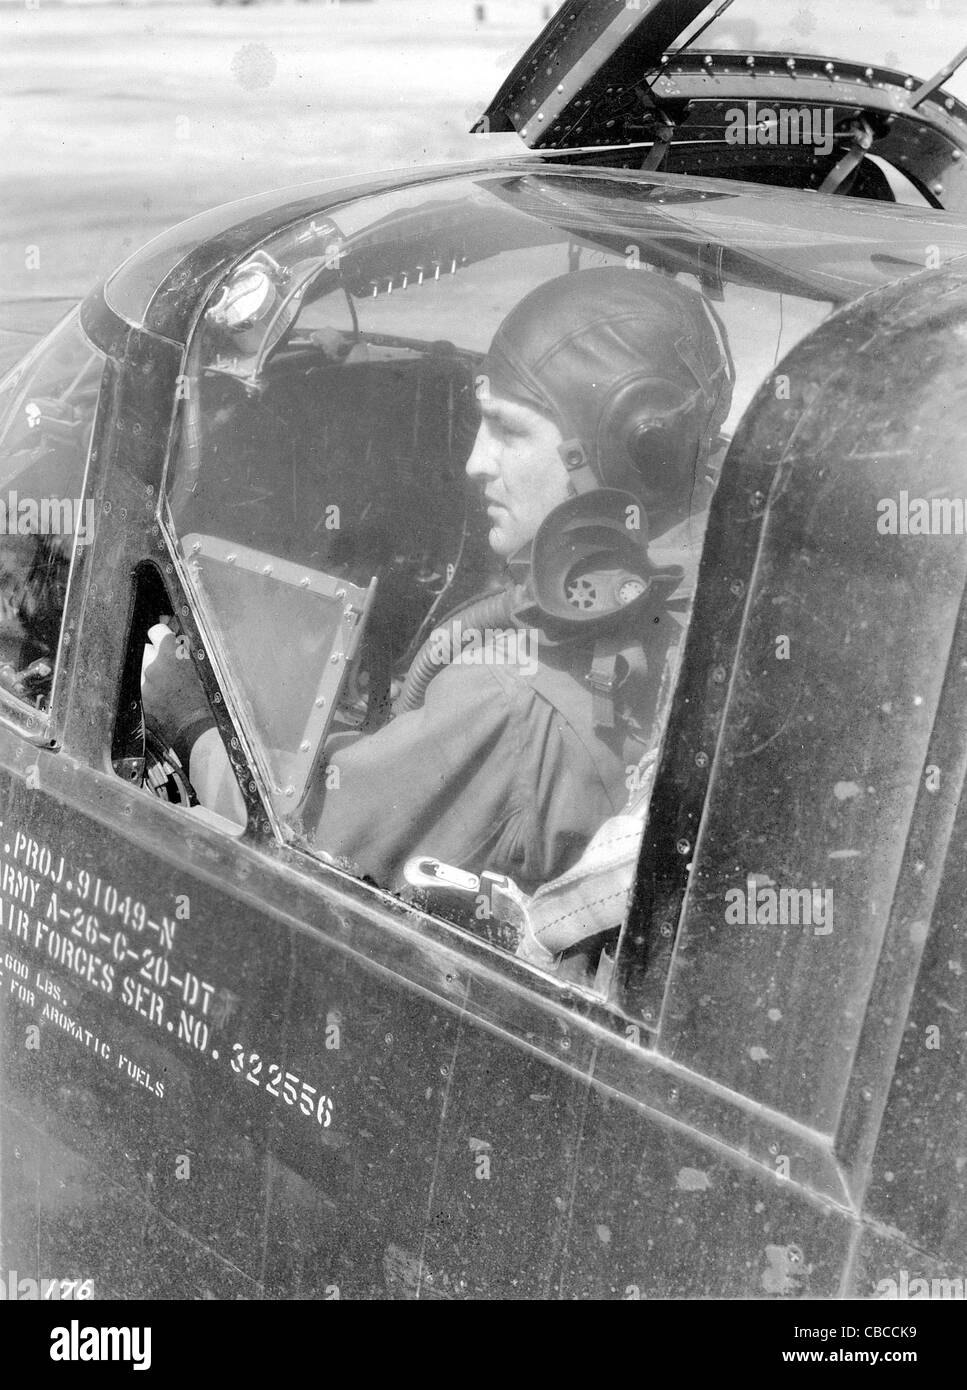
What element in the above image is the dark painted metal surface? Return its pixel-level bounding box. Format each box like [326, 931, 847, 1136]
[654, 268, 967, 1130]
[474, 0, 710, 141]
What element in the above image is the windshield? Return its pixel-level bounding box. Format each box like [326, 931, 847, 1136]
[158, 169, 967, 992]
[679, 0, 967, 102]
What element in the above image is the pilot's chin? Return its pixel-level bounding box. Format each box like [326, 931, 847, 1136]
[488, 524, 512, 557]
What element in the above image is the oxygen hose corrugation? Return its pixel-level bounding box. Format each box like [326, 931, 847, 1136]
[395, 588, 518, 714]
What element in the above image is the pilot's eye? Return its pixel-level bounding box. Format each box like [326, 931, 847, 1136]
[493, 411, 526, 438]
[479, 408, 517, 440]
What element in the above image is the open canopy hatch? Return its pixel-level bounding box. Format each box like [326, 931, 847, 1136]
[476, 1, 967, 210]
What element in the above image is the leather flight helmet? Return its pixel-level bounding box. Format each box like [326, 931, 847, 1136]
[480, 266, 734, 531]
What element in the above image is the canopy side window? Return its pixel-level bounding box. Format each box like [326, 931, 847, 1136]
[148, 175, 926, 1011]
[155, 188, 742, 999]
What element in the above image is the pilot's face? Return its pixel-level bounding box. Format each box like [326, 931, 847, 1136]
[466, 386, 571, 557]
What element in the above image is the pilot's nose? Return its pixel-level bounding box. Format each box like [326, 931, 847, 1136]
[465, 421, 497, 483]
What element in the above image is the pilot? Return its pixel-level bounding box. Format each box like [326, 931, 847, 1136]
[143, 266, 732, 899]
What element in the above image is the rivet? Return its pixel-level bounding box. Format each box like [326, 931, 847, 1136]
[746, 55, 755, 67]
[300, 741, 310, 753]
[676, 838, 691, 856]
[712, 665, 727, 685]
[864, 67, 874, 80]
[786, 58, 795, 70]
[695, 751, 709, 768]
[825, 62, 835, 75]
[904, 77, 914, 90]
[730, 579, 745, 597]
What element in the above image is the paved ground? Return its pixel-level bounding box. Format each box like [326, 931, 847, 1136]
[2, 0, 965, 362]
[0, 0, 542, 353]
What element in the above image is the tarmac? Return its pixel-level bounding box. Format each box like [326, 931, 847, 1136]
[0, 0, 538, 351]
